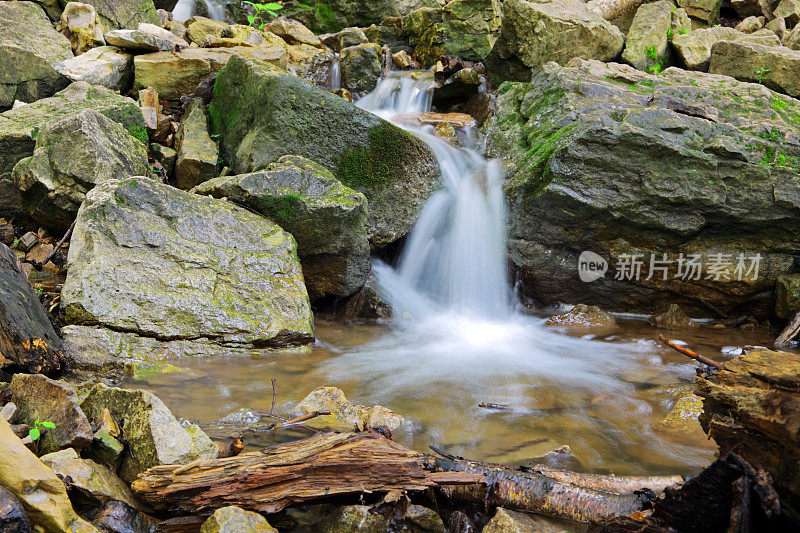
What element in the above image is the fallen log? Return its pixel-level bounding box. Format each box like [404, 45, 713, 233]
[132, 431, 682, 523]
[775, 309, 800, 347]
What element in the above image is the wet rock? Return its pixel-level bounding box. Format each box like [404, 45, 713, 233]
[0, 81, 145, 220]
[61, 177, 313, 346]
[212, 55, 441, 246]
[775, 273, 800, 318]
[61, 2, 105, 54]
[655, 387, 703, 431]
[392, 49, 414, 69]
[174, 99, 217, 189]
[0, 485, 31, 533]
[364, 19, 412, 52]
[132, 46, 288, 100]
[9, 374, 93, 455]
[736, 15, 767, 33]
[546, 304, 616, 330]
[486, 59, 800, 316]
[710, 40, 800, 97]
[79, 0, 160, 32]
[649, 304, 697, 329]
[88, 501, 155, 533]
[12, 109, 149, 232]
[81, 384, 218, 483]
[14, 232, 39, 253]
[483, 508, 568, 532]
[105, 23, 189, 52]
[672, 27, 780, 71]
[193, 155, 370, 300]
[402, 0, 501, 67]
[55, 46, 133, 93]
[676, 0, 722, 23]
[200, 506, 277, 533]
[40, 448, 139, 508]
[0, 245, 64, 374]
[320, 504, 443, 533]
[340, 43, 382, 93]
[485, 0, 623, 83]
[0, 2, 73, 109]
[622, 1, 673, 72]
[85, 429, 124, 469]
[297, 386, 404, 430]
[267, 17, 322, 47]
[338, 272, 392, 320]
[0, 418, 97, 533]
[322, 27, 368, 52]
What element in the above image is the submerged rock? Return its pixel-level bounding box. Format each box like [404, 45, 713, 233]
[297, 387, 404, 430]
[61, 178, 314, 347]
[211, 55, 440, 246]
[486, 59, 800, 316]
[649, 304, 697, 329]
[193, 155, 370, 300]
[81, 384, 218, 482]
[485, 0, 624, 82]
[12, 109, 149, 232]
[655, 387, 703, 431]
[320, 504, 444, 533]
[200, 506, 277, 533]
[546, 304, 616, 330]
[9, 374, 93, 455]
[0, 82, 144, 220]
[0, 2, 73, 109]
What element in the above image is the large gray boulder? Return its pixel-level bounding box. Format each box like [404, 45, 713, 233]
[709, 40, 800, 98]
[211, 55, 441, 246]
[193, 155, 370, 299]
[61, 177, 314, 346]
[672, 27, 780, 71]
[0, 82, 144, 221]
[485, 0, 624, 83]
[0, 2, 73, 109]
[81, 384, 218, 482]
[12, 109, 149, 232]
[485, 59, 800, 317]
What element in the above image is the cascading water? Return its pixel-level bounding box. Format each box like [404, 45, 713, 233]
[172, 0, 225, 22]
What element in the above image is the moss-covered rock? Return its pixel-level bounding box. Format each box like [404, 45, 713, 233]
[12, 109, 149, 232]
[211, 55, 440, 246]
[0, 2, 73, 109]
[340, 43, 382, 93]
[60, 177, 314, 347]
[81, 384, 218, 482]
[676, 0, 723, 23]
[485, 59, 800, 316]
[78, 0, 160, 32]
[545, 303, 617, 330]
[655, 387, 703, 431]
[649, 304, 697, 329]
[710, 39, 800, 98]
[280, 0, 443, 34]
[40, 449, 138, 509]
[297, 386, 404, 430]
[775, 273, 800, 318]
[622, 0, 673, 73]
[193, 155, 370, 299]
[0, 82, 144, 220]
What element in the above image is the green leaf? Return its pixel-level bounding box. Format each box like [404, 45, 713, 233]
[262, 2, 283, 9]
[41, 421, 56, 429]
[28, 428, 40, 441]
[247, 14, 255, 24]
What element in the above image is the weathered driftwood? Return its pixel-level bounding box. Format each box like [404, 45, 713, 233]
[696, 349, 800, 510]
[586, 0, 644, 20]
[132, 431, 683, 523]
[775, 309, 800, 347]
[0, 244, 63, 374]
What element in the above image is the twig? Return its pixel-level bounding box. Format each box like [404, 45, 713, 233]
[33, 219, 75, 269]
[658, 334, 723, 369]
[265, 411, 330, 431]
[269, 378, 277, 416]
[775, 310, 800, 348]
[478, 402, 510, 410]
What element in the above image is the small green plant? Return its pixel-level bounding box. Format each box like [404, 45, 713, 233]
[756, 66, 771, 84]
[244, 1, 283, 29]
[28, 420, 56, 453]
[649, 63, 663, 75]
[667, 28, 674, 39]
[678, 28, 688, 35]
[645, 45, 658, 61]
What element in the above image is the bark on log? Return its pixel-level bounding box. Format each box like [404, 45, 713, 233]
[0, 244, 63, 374]
[132, 431, 682, 523]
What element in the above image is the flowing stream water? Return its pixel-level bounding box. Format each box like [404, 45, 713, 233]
[121, 73, 782, 477]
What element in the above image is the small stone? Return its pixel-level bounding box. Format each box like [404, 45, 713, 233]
[332, 88, 353, 101]
[14, 232, 39, 253]
[150, 143, 177, 177]
[392, 49, 414, 69]
[200, 506, 276, 533]
[546, 304, 616, 330]
[297, 387, 404, 430]
[736, 15, 766, 33]
[174, 98, 218, 189]
[649, 304, 696, 329]
[85, 429, 124, 469]
[26, 243, 54, 265]
[10, 374, 93, 455]
[267, 17, 321, 47]
[61, 2, 105, 55]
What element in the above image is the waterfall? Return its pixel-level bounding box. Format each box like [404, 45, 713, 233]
[357, 72, 512, 320]
[172, 0, 226, 22]
[327, 55, 341, 91]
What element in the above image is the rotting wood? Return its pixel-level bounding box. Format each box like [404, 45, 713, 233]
[132, 431, 682, 523]
[658, 334, 723, 369]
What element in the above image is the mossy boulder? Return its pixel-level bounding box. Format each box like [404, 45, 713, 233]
[485, 59, 800, 316]
[0, 82, 144, 220]
[655, 387, 703, 431]
[485, 0, 624, 83]
[210, 55, 441, 246]
[280, 0, 444, 34]
[78, 0, 160, 31]
[193, 155, 370, 300]
[60, 177, 314, 347]
[81, 384, 218, 482]
[0, 2, 73, 109]
[340, 43, 382, 93]
[12, 109, 149, 232]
